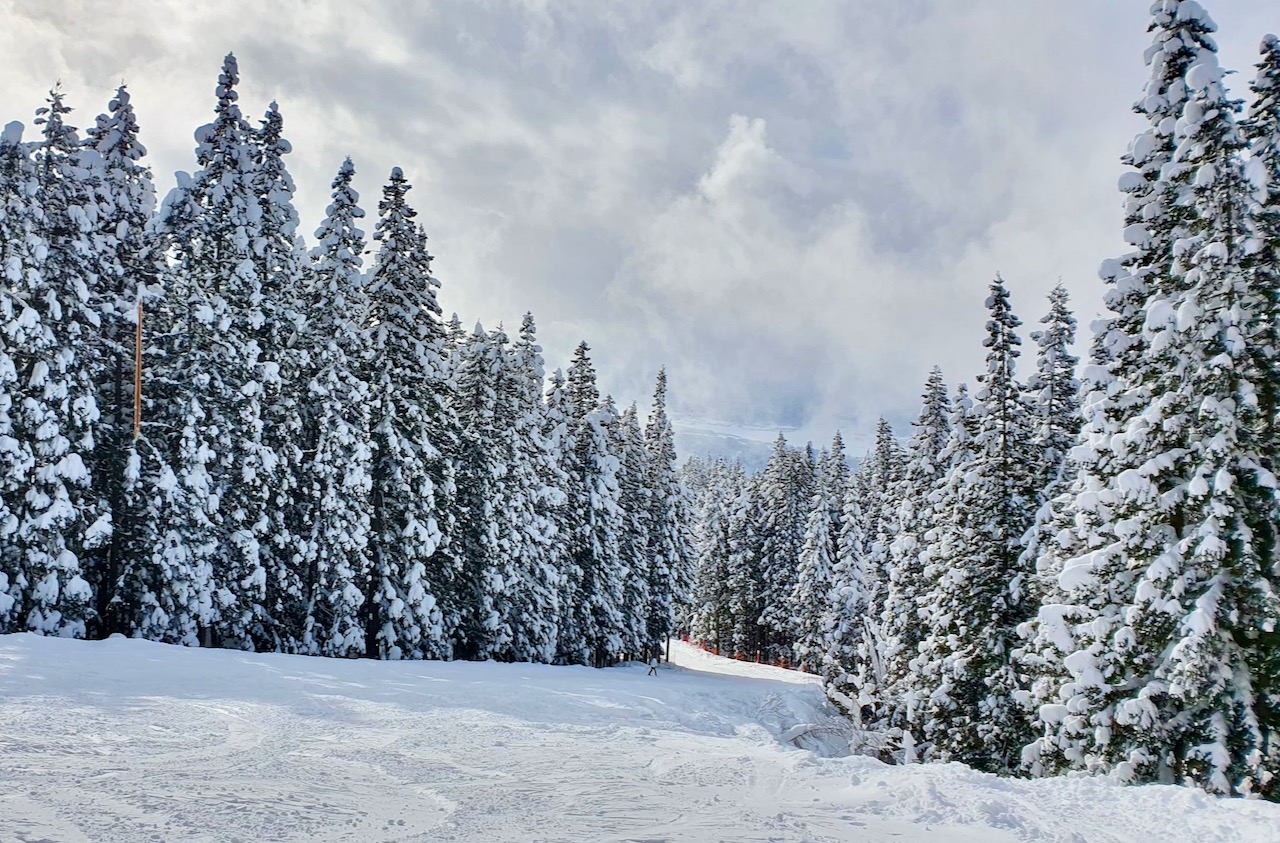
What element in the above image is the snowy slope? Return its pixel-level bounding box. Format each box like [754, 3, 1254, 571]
[0, 636, 1276, 842]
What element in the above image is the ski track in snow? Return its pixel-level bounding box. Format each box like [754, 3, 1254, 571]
[0, 637, 1276, 842]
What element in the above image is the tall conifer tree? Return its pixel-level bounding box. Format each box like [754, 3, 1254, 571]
[916, 280, 1036, 771]
[364, 167, 458, 660]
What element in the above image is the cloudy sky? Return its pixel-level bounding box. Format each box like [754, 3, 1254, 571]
[1, 1, 1275, 456]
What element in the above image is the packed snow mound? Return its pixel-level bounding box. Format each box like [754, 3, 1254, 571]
[1, 636, 1276, 842]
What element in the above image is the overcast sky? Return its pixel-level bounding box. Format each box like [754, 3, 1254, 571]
[1, 1, 1275, 456]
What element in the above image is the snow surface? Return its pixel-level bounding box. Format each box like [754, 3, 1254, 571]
[1, 636, 1277, 842]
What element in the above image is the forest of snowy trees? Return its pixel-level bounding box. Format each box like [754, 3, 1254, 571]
[685, 3, 1280, 798]
[0, 54, 693, 667]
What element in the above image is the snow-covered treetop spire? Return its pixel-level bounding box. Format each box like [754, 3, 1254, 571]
[217, 53, 240, 112]
[1027, 283, 1078, 467]
[368, 166, 447, 361]
[310, 157, 368, 341]
[312, 156, 363, 261]
[195, 52, 252, 173]
[645, 366, 676, 468]
[566, 341, 599, 422]
[904, 365, 951, 471]
[255, 98, 301, 288]
[33, 86, 81, 171]
[518, 311, 537, 346]
[1094, 1, 1219, 369]
[88, 84, 148, 164]
[980, 276, 1021, 378]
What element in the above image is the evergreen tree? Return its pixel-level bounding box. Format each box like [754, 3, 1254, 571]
[559, 344, 625, 666]
[881, 368, 952, 728]
[79, 85, 162, 637]
[297, 158, 371, 657]
[793, 433, 847, 673]
[823, 463, 875, 720]
[546, 366, 588, 663]
[916, 279, 1037, 772]
[364, 166, 459, 660]
[0, 120, 38, 631]
[252, 100, 308, 651]
[757, 434, 816, 663]
[452, 322, 517, 659]
[153, 54, 278, 649]
[1016, 286, 1082, 612]
[500, 314, 562, 662]
[1025, 9, 1280, 795]
[5, 90, 107, 637]
[689, 459, 747, 652]
[643, 368, 691, 659]
[614, 403, 652, 660]
[1243, 34, 1280, 782]
[1028, 284, 1081, 482]
[724, 474, 766, 659]
[1094, 0, 1216, 372]
[861, 418, 905, 627]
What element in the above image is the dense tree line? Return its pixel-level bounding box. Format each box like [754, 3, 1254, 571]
[0, 55, 693, 667]
[686, 2, 1280, 798]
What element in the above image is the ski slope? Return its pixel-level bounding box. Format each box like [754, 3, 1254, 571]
[0, 635, 1276, 842]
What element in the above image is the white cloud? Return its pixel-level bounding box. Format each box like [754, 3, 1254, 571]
[2, 0, 1275, 453]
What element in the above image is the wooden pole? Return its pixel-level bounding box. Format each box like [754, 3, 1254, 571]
[133, 298, 142, 440]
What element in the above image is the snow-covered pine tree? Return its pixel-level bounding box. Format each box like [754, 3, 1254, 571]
[614, 403, 652, 660]
[0, 279, 25, 631]
[1025, 7, 1280, 796]
[251, 100, 308, 651]
[500, 313, 562, 662]
[1027, 285, 1081, 482]
[826, 417, 907, 718]
[1093, 0, 1215, 373]
[793, 432, 848, 674]
[688, 458, 747, 652]
[364, 166, 459, 660]
[452, 322, 516, 660]
[1020, 0, 1216, 770]
[860, 419, 904, 627]
[1243, 35, 1280, 783]
[0, 120, 38, 631]
[1015, 285, 1082, 611]
[643, 368, 691, 660]
[915, 279, 1037, 772]
[150, 55, 280, 649]
[562, 345, 626, 666]
[77, 84, 165, 638]
[881, 368, 952, 728]
[897, 382, 975, 725]
[757, 434, 816, 663]
[823, 455, 879, 722]
[120, 121, 225, 647]
[298, 157, 372, 658]
[724, 471, 766, 658]
[5, 90, 108, 637]
[546, 366, 589, 663]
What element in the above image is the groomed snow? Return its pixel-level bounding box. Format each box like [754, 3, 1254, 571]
[1, 636, 1276, 842]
